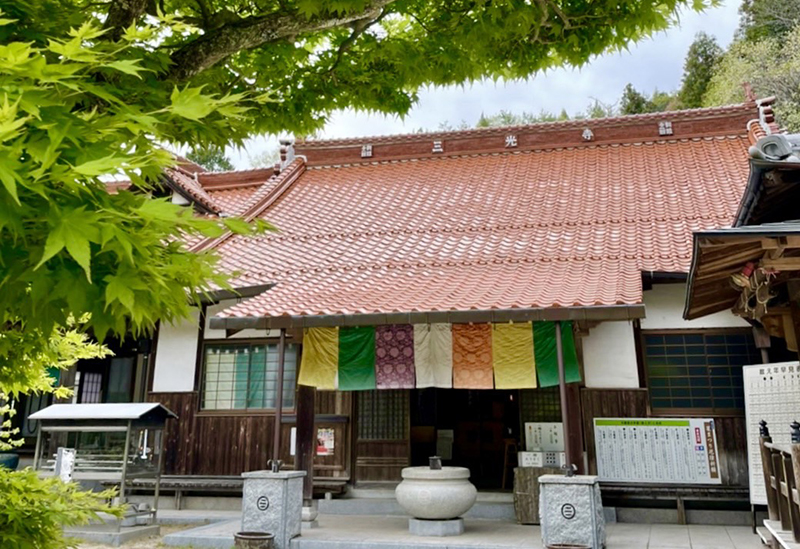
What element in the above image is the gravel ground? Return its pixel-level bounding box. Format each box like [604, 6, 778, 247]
[74, 524, 193, 549]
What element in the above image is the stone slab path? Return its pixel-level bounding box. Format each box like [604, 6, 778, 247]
[161, 514, 764, 549]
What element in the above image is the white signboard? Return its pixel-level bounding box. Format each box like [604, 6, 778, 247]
[525, 422, 564, 452]
[594, 418, 721, 484]
[744, 361, 800, 505]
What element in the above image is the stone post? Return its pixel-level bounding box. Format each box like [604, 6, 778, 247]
[241, 470, 306, 549]
[539, 474, 605, 549]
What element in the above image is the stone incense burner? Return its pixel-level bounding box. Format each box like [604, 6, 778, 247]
[395, 457, 478, 522]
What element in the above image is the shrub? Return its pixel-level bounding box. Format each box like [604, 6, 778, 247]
[0, 468, 120, 549]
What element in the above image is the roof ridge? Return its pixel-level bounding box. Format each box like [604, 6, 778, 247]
[231, 254, 655, 281]
[235, 213, 737, 246]
[304, 134, 749, 170]
[298, 103, 756, 148]
[189, 158, 306, 253]
[164, 168, 224, 215]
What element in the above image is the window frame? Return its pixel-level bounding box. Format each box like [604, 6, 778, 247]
[197, 338, 300, 416]
[640, 328, 757, 418]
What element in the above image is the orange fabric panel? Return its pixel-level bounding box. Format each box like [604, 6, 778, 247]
[452, 323, 494, 389]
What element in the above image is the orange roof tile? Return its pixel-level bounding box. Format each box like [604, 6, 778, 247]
[201, 105, 756, 321]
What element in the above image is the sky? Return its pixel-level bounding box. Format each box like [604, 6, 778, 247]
[227, 0, 742, 169]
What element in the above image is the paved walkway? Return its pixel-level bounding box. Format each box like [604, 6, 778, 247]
[161, 514, 764, 549]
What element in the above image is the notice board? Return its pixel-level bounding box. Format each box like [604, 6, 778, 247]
[743, 361, 800, 505]
[594, 418, 721, 484]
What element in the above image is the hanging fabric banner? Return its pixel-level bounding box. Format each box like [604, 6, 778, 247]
[492, 322, 537, 389]
[533, 321, 581, 388]
[338, 326, 377, 391]
[375, 324, 416, 389]
[452, 323, 494, 389]
[414, 323, 453, 388]
[298, 327, 338, 390]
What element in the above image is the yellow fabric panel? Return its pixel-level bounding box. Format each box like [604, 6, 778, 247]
[492, 322, 537, 389]
[298, 327, 338, 390]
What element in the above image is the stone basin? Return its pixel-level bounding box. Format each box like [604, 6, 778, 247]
[394, 466, 478, 520]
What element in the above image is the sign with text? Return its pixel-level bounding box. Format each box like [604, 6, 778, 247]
[743, 362, 800, 505]
[594, 418, 721, 484]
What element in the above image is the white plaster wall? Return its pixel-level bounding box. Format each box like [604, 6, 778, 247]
[152, 310, 200, 392]
[641, 284, 749, 330]
[582, 321, 640, 388]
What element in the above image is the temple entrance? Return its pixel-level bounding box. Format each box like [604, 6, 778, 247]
[409, 389, 520, 490]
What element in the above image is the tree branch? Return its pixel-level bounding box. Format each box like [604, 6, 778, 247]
[103, 0, 152, 41]
[167, 0, 397, 81]
[327, 8, 390, 74]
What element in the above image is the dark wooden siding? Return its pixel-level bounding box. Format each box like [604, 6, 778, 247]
[150, 390, 352, 477]
[581, 388, 649, 476]
[580, 388, 748, 487]
[714, 416, 748, 487]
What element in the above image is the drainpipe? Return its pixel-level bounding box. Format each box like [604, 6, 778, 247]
[272, 328, 287, 464]
[556, 322, 574, 472]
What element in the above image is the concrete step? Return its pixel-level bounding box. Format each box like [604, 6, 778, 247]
[319, 497, 516, 521]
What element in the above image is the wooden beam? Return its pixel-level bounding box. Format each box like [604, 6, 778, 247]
[762, 257, 800, 271]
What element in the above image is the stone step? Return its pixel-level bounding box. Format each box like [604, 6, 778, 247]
[764, 519, 800, 549]
[318, 497, 517, 521]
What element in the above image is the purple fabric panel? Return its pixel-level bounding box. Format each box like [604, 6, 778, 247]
[375, 324, 416, 389]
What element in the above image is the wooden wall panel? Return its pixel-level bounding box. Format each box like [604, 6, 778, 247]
[580, 388, 649, 475]
[149, 391, 274, 475]
[315, 391, 351, 416]
[714, 416, 748, 487]
[355, 440, 408, 482]
[150, 391, 351, 477]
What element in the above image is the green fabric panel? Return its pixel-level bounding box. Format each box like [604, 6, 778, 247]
[247, 345, 267, 408]
[338, 326, 376, 391]
[533, 321, 581, 388]
[233, 347, 250, 409]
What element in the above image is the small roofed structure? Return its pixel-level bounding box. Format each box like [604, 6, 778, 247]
[684, 133, 800, 353]
[30, 403, 177, 528]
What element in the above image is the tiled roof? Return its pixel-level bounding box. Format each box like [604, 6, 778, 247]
[199, 104, 757, 321]
[164, 167, 224, 214]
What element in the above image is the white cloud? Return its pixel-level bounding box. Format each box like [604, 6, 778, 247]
[229, 0, 741, 169]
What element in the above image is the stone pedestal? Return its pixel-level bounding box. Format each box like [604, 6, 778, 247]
[301, 500, 319, 530]
[241, 470, 305, 549]
[539, 475, 605, 549]
[409, 518, 464, 537]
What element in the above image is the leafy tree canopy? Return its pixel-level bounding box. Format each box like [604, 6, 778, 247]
[0, 0, 710, 396]
[705, 25, 800, 131]
[475, 101, 612, 128]
[187, 145, 235, 172]
[677, 32, 722, 108]
[737, 0, 800, 42]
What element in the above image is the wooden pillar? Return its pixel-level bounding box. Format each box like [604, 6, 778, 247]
[296, 384, 316, 503]
[272, 328, 286, 463]
[555, 322, 575, 471]
[565, 383, 584, 475]
[753, 325, 771, 364]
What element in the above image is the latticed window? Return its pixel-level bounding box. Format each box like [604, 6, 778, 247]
[201, 342, 298, 411]
[357, 390, 408, 440]
[643, 330, 761, 415]
[519, 386, 562, 426]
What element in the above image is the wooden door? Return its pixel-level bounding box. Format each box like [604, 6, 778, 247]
[354, 390, 410, 483]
